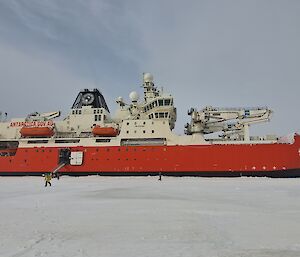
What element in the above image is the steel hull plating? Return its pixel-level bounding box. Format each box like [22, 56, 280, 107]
[1, 136, 299, 177]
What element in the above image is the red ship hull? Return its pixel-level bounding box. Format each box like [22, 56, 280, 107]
[1, 135, 299, 177]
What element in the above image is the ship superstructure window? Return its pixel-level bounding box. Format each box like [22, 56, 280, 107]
[95, 138, 111, 143]
[121, 138, 166, 146]
[154, 112, 169, 119]
[27, 140, 49, 144]
[93, 109, 103, 114]
[164, 99, 171, 105]
[144, 98, 173, 112]
[55, 139, 80, 144]
[94, 115, 102, 121]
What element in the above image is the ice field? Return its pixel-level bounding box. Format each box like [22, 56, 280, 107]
[0, 176, 300, 257]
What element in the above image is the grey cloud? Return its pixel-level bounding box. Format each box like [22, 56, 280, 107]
[0, 0, 299, 135]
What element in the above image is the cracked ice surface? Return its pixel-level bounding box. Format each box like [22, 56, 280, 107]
[0, 176, 300, 257]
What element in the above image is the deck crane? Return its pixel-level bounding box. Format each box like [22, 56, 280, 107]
[185, 106, 272, 141]
[25, 111, 61, 121]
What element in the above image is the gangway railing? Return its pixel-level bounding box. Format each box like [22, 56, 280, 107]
[51, 162, 66, 175]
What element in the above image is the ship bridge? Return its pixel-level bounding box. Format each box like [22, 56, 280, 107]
[113, 73, 177, 130]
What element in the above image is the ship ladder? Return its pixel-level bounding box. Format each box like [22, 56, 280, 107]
[51, 162, 66, 176]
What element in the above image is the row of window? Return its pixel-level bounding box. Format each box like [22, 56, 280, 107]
[72, 109, 104, 115]
[72, 109, 82, 115]
[26, 138, 111, 144]
[125, 121, 158, 126]
[126, 130, 155, 134]
[93, 109, 103, 114]
[24, 147, 167, 152]
[148, 112, 169, 119]
[144, 98, 173, 112]
[94, 114, 106, 121]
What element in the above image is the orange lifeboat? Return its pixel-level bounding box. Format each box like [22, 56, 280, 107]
[92, 125, 118, 137]
[20, 127, 54, 138]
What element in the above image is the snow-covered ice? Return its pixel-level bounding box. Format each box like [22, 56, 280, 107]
[1, 176, 300, 257]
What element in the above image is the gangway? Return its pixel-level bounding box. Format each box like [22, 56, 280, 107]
[51, 162, 66, 175]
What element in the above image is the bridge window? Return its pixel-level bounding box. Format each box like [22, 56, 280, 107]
[164, 99, 171, 105]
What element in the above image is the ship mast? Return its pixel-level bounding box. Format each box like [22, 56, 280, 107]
[142, 73, 159, 102]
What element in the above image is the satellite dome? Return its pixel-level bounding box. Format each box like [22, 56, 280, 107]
[129, 91, 139, 102]
[117, 96, 123, 102]
[143, 73, 153, 83]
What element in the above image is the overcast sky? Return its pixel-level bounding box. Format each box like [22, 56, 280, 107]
[0, 0, 299, 135]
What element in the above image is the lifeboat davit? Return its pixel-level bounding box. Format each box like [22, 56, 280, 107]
[92, 126, 118, 137]
[20, 127, 54, 138]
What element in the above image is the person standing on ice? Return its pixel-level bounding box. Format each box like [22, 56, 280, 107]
[44, 173, 52, 187]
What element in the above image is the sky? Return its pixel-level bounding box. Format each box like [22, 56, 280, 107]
[0, 0, 299, 135]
